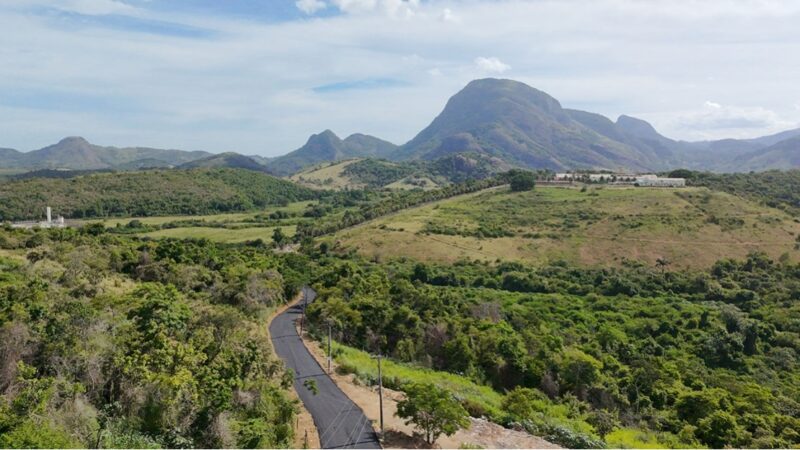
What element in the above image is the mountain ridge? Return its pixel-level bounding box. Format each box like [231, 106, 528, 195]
[2, 79, 799, 175]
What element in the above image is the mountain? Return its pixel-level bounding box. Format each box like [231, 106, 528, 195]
[267, 130, 398, 175]
[745, 128, 800, 148]
[394, 78, 661, 171]
[178, 152, 270, 172]
[394, 78, 800, 172]
[0, 137, 212, 170]
[732, 136, 800, 171]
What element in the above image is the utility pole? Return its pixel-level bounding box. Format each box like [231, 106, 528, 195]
[300, 289, 307, 335]
[327, 322, 332, 373]
[371, 354, 384, 439]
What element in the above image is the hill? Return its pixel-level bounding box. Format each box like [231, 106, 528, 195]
[267, 130, 397, 175]
[0, 137, 212, 170]
[682, 169, 800, 214]
[0, 168, 316, 220]
[290, 153, 512, 190]
[336, 184, 800, 269]
[178, 152, 270, 172]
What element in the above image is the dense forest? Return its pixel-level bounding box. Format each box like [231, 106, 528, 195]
[0, 168, 316, 221]
[306, 252, 800, 448]
[0, 226, 313, 447]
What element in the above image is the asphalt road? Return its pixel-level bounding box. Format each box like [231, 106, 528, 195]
[270, 286, 381, 449]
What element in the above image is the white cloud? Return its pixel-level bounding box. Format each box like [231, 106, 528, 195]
[474, 56, 511, 74]
[439, 8, 460, 23]
[296, 0, 327, 15]
[70, 0, 134, 15]
[671, 101, 794, 139]
[2, 0, 800, 152]
[330, 0, 419, 17]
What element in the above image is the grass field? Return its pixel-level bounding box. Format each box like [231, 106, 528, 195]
[140, 225, 296, 243]
[290, 159, 365, 190]
[91, 200, 315, 227]
[336, 185, 800, 269]
[328, 341, 505, 418]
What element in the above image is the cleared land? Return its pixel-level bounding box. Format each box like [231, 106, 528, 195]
[290, 159, 365, 190]
[140, 225, 296, 243]
[336, 185, 800, 269]
[89, 200, 314, 227]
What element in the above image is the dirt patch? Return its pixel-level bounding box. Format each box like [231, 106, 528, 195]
[300, 332, 560, 449]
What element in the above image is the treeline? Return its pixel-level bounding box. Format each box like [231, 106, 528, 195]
[0, 226, 313, 447]
[306, 252, 800, 448]
[0, 168, 316, 221]
[295, 175, 509, 238]
[341, 159, 416, 188]
[670, 169, 800, 215]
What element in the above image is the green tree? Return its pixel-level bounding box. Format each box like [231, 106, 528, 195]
[396, 382, 470, 445]
[272, 227, 287, 247]
[557, 348, 602, 398]
[587, 410, 619, 439]
[695, 411, 742, 448]
[509, 170, 536, 192]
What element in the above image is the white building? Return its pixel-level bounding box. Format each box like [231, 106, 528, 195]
[11, 206, 66, 229]
[635, 176, 686, 187]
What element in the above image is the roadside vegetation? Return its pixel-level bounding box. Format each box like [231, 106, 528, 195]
[0, 226, 313, 447]
[305, 250, 800, 448]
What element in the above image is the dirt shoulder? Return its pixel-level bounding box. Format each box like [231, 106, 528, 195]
[299, 331, 560, 449]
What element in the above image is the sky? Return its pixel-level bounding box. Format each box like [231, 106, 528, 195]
[1, 0, 800, 156]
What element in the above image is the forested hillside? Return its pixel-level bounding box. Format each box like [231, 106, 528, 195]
[0, 227, 314, 447]
[306, 252, 800, 448]
[0, 168, 316, 221]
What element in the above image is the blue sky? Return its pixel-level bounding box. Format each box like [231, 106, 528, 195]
[1, 0, 800, 155]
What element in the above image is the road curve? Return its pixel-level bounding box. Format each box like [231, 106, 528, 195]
[270, 287, 381, 449]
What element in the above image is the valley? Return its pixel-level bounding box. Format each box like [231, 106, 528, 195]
[5, 3, 800, 449]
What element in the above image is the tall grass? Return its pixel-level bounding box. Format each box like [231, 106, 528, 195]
[329, 341, 504, 419]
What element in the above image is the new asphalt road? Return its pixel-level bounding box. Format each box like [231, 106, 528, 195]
[269, 287, 381, 449]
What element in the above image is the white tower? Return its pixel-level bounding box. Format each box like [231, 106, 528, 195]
[46, 206, 52, 223]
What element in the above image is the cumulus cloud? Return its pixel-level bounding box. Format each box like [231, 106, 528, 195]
[331, 0, 419, 17]
[2, 0, 800, 152]
[474, 56, 511, 74]
[673, 101, 794, 138]
[296, 0, 327, 15]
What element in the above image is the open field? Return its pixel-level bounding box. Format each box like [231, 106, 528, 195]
[336, 185, 800, 269]
[87, 200, 315, 227]
[290, 159, 365, 189]
[140, 225, 296, 243]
